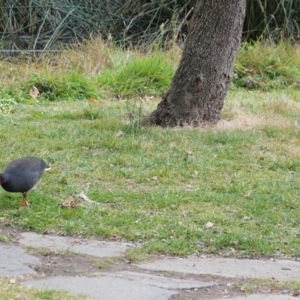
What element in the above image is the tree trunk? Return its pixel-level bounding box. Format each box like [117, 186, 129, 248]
[142, 0, 246, 127]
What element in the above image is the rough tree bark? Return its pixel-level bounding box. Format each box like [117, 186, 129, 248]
[142, 0, 246, 127]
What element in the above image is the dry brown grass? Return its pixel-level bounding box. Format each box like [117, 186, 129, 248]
[55, 36, 113, 74]
[0, 36, 113, 89]
[216, 114, 264, 130]
[217, 89, 300, 131]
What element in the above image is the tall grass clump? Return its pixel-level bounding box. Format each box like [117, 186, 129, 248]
[0, 0, 193, 53]
[244, 0, 300, 41]
[55, 36, 114, 75]
[97, 52, 175, 98]
[26, 73, 99, 101]
[1, 0, 299, 56]
[233, 41, 300, 89]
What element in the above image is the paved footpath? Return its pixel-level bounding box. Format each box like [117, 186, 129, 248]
[0, 228, 299, 300]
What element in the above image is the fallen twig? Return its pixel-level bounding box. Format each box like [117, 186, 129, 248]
[76, 191, 99, 205]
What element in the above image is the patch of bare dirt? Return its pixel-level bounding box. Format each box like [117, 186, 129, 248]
[215, 115, 263, 130]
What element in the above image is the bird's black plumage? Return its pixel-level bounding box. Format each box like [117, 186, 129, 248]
[0, 157, 50, 207]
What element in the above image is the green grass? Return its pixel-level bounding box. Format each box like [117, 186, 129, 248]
[97, 53, 175, 97]
[23, 73, 99, 101]
[238, 278, 300, 294]
[0, 40, 300, 258]
[233, 41, 300, 89]
[1, 39, 299, 104]
[0, 279, 93, 300]
[1, 88, 300, 258]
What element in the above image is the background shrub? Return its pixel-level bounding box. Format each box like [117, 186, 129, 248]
[0, 0, 299, 54]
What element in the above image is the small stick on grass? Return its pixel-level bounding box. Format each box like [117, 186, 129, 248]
[76, 191, 99, 205]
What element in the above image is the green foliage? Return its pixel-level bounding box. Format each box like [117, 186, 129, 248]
[0, 96, 19, 115]
[23, 72, 99, 101]
[245, 0, 300, 41]
[232, 41, 300, 89]
[97, 53, 175, 97]
[0, 40, 299, 104]
[0, 0, 193, 50]
[1, 0, 299, 54]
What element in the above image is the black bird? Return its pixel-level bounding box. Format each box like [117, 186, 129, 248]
[0, 157, 50, 207]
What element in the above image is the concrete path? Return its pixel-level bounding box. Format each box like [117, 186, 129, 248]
[23, 276, 178, 300]
[0, 242, 40, 276]
[139, 256, 300, 281]
[19, 232, 134, 258]
[214, 296, 297, 300]
[0, 228, 299, 300]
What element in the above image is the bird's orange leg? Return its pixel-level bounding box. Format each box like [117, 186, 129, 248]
[19, 192, 31, 208]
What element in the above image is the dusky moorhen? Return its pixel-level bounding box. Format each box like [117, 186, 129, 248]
[0, 157, 50, 207]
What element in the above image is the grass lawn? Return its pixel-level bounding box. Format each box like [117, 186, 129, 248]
[0, 87, 300, 258]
